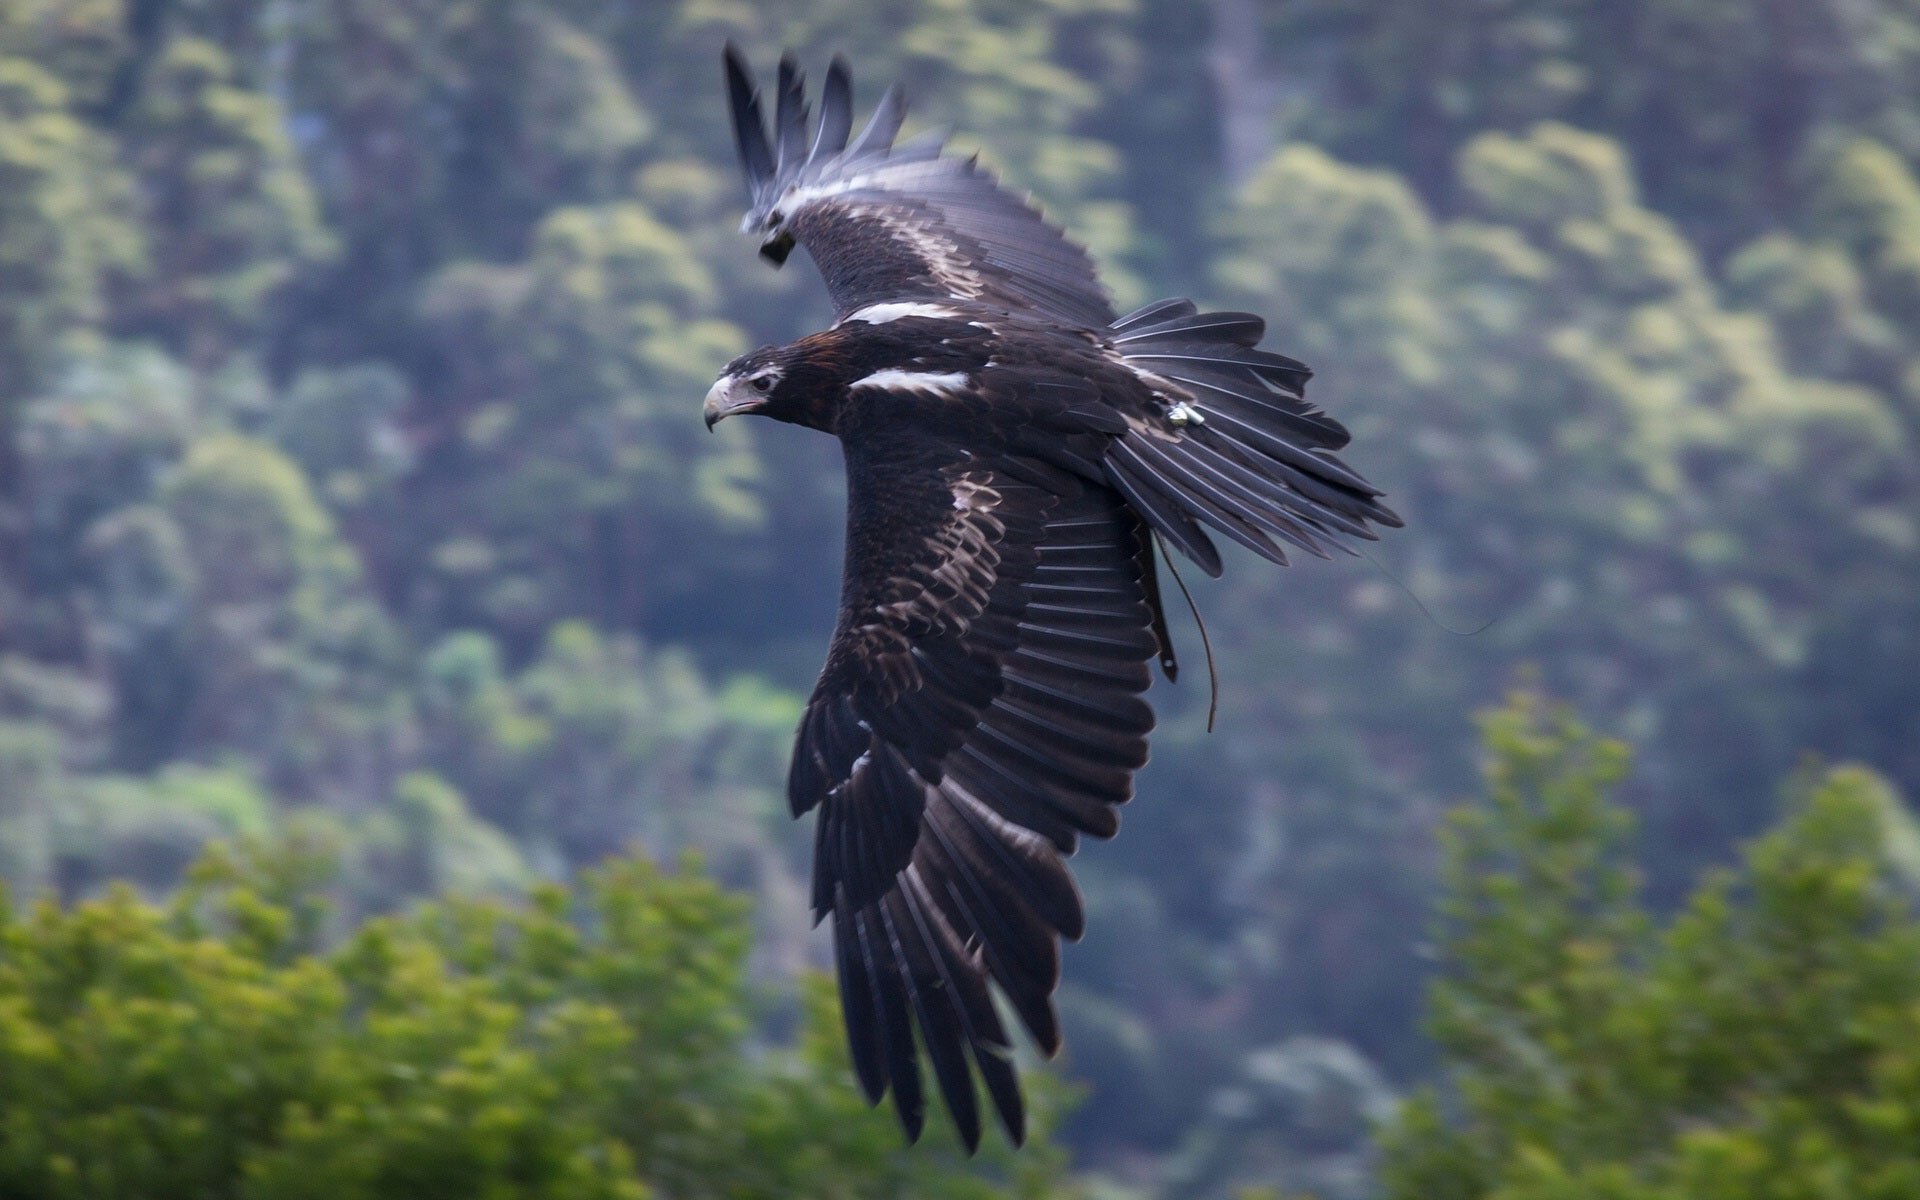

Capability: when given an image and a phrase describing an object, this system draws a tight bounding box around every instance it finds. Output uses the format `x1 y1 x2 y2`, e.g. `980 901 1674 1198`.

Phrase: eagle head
704 352 784 429
705 334 846 432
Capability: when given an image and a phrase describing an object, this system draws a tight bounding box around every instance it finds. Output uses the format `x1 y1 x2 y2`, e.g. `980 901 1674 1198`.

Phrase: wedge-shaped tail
1103 300 1401 576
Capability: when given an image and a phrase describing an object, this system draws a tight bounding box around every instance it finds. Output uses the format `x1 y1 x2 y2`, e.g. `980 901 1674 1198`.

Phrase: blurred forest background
3 0 1919 1196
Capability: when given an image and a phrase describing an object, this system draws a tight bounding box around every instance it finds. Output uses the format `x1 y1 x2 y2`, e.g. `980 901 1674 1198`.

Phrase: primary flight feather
707 45 1401 1152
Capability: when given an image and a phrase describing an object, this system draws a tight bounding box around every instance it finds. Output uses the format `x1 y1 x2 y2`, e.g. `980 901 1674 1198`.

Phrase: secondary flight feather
706 45 1402 1152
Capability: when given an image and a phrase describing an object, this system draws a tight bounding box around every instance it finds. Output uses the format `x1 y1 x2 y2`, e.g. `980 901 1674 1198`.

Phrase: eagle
706 46 1400 1151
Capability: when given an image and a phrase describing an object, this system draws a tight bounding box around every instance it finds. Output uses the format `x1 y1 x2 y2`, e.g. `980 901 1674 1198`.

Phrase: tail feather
775 54 809 173
1107 297 1196 332
1121 342 1309 386
1154 439 1345 556
812 56 854 161
1111 441 1296 566
1105 450 1224 577
1104 298 1400 571
1198 439 1379 541
1109 310 1266 348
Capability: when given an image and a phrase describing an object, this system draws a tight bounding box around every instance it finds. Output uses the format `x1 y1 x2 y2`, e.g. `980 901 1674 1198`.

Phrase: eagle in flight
707 47 1400 1151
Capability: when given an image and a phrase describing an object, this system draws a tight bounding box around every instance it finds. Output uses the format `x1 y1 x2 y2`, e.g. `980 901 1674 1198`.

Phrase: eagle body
710 49 1401 1151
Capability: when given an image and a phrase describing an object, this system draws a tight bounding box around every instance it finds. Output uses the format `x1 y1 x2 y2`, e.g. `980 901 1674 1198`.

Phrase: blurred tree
1719 139 1920 794
408 198 757 643
0 720 62 892
1242 0 1920 253
0 55 140 637
116 36 332 364
383 768 529 896
418 623 794 881
17 345 197 698
278 0 652 356
1213 119 1915 889
49 762 271 896
0 837 1080 1198
156 435 399 792
265 361 414 520
1162 1035 1391 1200
1381 693 1920 1199
0 0 131 108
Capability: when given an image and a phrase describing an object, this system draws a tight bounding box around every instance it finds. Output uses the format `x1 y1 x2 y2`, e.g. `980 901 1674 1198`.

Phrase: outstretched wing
724 45 1115 328
793 428 1158 1149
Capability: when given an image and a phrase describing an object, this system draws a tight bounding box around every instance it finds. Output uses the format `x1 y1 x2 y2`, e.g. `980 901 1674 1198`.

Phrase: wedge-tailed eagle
706 46 1400 1151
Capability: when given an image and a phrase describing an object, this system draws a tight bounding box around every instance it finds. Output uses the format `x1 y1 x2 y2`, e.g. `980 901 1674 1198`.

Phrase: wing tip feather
722 42 775 194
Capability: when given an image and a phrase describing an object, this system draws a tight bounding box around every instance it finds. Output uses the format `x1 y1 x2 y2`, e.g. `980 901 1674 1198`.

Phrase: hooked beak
703 377 765 430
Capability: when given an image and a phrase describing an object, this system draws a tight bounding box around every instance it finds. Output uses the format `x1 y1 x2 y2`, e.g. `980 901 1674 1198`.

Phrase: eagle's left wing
723 45 1115 328
794 427 1160 1150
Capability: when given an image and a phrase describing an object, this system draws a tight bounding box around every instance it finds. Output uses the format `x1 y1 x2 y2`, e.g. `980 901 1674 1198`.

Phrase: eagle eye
750 374 774 393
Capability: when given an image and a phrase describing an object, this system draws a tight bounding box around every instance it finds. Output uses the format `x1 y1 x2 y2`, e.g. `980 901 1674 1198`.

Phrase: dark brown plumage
706 47 1402 1152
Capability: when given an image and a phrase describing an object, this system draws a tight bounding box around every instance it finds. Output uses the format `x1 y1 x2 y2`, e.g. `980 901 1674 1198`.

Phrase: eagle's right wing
723 46 1116 329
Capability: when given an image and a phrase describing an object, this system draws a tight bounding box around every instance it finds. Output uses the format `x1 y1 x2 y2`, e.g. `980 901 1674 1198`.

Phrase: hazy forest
3 1 1919 1196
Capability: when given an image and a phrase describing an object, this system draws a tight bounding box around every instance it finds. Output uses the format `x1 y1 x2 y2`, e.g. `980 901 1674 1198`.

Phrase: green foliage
0 839 1080 1198
1206 119 1920 983
408 193 761 636
265 361 413 508
0 0 128 104
419 622 792 872
0 55 138 402
1250 0 1920 251
157 435 399 783
1381 694 1920 1199
1218 144 1439 381
53 763 275 891
0 720 62 889
1808 139 1920 336
119 36 333 357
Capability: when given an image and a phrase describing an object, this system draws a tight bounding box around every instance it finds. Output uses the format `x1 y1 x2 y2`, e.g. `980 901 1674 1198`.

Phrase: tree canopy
0 839 1077 1198
1384 696 1920 1200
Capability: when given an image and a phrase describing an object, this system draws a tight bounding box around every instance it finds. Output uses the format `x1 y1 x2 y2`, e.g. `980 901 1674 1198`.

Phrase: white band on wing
844 301 968 324
849 368 971 396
